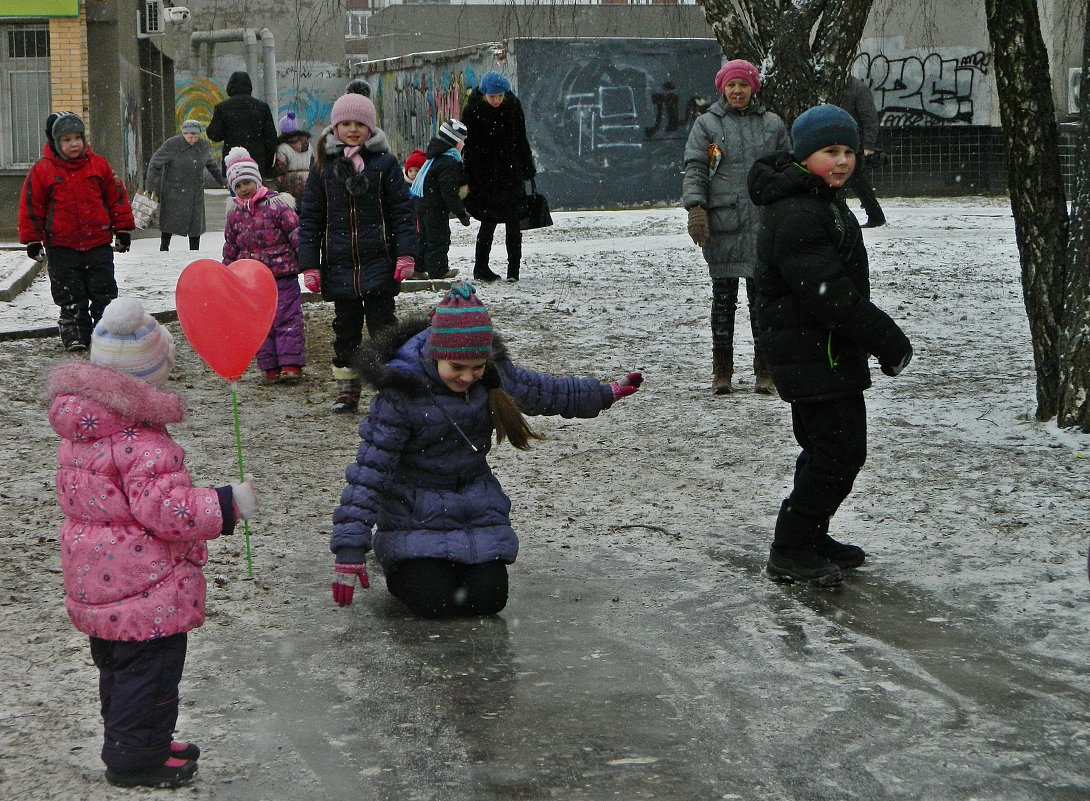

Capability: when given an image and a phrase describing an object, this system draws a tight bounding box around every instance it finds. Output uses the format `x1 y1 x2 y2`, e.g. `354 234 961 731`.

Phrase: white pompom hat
90 298 175 387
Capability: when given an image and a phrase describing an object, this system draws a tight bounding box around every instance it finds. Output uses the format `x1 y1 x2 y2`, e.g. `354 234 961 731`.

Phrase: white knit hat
225 146 262 191
91 298 175 387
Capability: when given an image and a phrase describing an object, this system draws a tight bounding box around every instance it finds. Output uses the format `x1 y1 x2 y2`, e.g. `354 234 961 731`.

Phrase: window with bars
1 24 51 169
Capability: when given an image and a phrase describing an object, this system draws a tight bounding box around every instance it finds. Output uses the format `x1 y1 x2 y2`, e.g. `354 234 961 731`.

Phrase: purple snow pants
257 275 306 371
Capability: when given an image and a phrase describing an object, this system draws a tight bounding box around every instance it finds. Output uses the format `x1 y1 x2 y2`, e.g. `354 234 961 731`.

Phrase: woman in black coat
461 71 536 283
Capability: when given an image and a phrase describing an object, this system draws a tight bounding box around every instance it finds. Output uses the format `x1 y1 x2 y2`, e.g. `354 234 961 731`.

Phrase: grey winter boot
712 345 733 395
331 366 361 413
753 348 775 395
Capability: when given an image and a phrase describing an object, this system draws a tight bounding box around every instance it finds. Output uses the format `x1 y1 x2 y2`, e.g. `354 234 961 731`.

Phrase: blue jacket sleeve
497 359 614 418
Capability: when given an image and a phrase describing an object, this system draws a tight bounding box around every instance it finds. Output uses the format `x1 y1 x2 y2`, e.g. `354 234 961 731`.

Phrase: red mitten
610 371 643 401
303 270 321 293
394 256 415 282
331 562 370 607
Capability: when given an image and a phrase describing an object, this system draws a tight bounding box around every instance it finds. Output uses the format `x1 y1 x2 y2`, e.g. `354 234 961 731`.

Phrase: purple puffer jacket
223 190 300 277
47 361 232 641
331 319 615 569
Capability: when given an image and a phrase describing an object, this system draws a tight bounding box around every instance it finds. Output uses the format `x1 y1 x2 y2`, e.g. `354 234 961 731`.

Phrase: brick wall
48 4 89 137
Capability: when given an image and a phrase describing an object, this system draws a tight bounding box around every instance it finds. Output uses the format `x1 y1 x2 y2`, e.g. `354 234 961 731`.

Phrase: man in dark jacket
207 71 278 178
417 119 471 280
838 76 886 228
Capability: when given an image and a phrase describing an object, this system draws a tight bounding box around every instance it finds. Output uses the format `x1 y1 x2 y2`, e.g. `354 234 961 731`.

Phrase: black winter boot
814 535 866 569
767 500 842 585
473 238 499 282
712 345 733 395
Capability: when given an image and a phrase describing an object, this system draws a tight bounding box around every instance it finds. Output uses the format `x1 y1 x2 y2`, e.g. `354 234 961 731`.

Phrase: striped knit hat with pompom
91 298 176 387
225 146 262 191
427 281 493 361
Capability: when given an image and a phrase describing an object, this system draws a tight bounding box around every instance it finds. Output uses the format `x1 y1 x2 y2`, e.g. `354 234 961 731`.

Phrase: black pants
710 275 758 351
331 291 397 368
90 633 187 772
420 213 453 279
160 233 201 251
385 559 509 618
774 395 868 549
475 218 522 278
846 159 884 222
46 244 117 348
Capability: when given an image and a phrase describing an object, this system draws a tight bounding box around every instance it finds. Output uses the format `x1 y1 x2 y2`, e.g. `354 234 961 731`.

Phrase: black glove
880 343 913 377
459 215 472 226
26 242 44 261
115 232 131 253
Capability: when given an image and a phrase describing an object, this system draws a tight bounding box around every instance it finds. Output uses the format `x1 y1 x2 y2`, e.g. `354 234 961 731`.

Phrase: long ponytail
483 363 544 450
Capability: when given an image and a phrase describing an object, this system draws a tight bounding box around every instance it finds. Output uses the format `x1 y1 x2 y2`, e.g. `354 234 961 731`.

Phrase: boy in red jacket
18 112 135 351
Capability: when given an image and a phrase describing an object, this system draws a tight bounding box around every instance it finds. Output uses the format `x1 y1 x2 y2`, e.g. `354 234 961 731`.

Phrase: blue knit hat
479 71 512 95
791 104 860 163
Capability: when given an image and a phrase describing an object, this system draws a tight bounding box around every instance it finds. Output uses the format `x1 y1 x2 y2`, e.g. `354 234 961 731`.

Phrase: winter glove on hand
303 269 321 293
459 215 472 226
687 207 709 247
880 344 913 377
609 371 643 402
394 256 415 282
229 474 258 520
332 562 370 607
26 242 44 261
114 232 131 253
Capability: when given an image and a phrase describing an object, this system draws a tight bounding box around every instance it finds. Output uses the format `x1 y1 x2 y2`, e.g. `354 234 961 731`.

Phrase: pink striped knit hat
426 282 493 361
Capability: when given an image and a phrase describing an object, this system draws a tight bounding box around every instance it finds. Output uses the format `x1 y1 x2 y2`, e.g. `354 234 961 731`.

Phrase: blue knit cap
791 104 860 163
479 71 512 95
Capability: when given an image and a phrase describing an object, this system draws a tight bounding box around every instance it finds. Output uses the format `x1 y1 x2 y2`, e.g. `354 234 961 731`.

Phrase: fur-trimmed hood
354 315 510 396
47 360 185 438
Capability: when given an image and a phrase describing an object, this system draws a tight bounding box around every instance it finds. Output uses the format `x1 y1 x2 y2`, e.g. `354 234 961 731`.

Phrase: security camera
165 7 191 23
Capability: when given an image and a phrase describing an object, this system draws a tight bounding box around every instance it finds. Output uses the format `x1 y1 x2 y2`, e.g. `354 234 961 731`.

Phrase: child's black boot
105 756 197 789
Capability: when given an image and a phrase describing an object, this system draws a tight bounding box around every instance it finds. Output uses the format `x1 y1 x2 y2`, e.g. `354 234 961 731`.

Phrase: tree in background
697 0 874 124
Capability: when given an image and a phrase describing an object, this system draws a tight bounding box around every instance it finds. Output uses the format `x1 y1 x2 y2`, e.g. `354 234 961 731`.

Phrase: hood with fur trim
47 360 185 439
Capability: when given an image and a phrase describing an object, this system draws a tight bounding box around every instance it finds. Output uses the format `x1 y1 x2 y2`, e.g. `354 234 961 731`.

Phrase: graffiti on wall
853 48 992 127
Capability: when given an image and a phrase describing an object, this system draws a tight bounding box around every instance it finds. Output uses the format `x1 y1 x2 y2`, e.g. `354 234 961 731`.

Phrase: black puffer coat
297 130 416 300
206 72 278 174
420 136 470 228
747 151 910 403
461 89 536 223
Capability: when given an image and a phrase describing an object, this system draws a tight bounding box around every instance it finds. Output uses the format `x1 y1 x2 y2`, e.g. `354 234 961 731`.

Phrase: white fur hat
91 298 175 387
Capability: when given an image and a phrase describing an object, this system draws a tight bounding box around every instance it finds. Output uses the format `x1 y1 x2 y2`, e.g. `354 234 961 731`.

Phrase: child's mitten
609 371 643 401
880 343 913 377
332 562 370 607
230 474 258 520
26 242 44 261
303 269 321 293
394 256 415 282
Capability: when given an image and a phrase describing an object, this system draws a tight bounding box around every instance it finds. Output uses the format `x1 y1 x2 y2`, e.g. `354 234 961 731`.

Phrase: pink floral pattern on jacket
47 361 227 641
223 191 300 277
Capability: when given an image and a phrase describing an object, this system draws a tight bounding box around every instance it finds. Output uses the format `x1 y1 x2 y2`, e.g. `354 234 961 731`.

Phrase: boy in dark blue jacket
413 119 471 280
747 104 912 586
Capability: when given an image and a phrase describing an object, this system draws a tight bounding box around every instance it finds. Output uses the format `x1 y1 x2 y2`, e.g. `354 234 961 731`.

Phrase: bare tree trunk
698 0 874 124
984 0 1068 421
1057 3 1090 431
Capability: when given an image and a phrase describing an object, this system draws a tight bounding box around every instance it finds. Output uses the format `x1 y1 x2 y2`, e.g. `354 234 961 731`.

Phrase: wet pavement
188 535 1090 801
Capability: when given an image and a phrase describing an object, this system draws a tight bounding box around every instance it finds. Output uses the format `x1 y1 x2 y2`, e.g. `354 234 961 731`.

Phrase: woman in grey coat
682 60 788 395
145 120 225 251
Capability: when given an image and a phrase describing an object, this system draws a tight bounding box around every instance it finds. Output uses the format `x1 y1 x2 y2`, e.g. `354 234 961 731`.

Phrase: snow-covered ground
2 198 1089 800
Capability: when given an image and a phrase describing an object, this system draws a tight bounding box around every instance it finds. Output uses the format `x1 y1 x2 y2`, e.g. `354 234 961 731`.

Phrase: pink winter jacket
47 361 230 641
223 190 300 277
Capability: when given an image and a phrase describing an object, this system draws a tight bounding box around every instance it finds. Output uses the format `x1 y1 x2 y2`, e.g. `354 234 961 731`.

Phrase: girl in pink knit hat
297 92 418 412
682 58 788 396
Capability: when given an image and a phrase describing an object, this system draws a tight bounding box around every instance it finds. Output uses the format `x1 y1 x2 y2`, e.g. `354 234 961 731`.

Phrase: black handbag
519 179 553 231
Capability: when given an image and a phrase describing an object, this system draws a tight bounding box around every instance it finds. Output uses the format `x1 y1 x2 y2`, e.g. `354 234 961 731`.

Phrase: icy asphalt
3 195 1089 800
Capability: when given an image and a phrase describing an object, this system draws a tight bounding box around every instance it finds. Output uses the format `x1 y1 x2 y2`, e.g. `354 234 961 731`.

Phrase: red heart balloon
176 259 278 381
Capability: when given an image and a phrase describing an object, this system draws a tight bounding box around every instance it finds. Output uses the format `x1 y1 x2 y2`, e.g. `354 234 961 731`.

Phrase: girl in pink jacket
47 298 257 789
